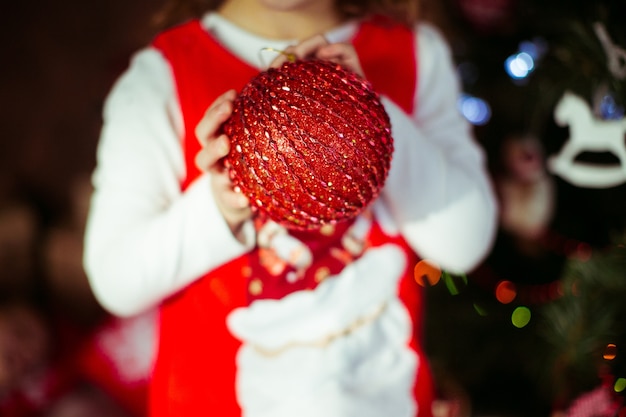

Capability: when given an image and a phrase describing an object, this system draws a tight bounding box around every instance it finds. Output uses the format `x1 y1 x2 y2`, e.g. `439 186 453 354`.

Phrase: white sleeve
83 47 255 317
380 23 498 274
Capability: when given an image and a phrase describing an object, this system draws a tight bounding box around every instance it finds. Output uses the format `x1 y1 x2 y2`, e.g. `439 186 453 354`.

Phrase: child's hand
271 35 365 78
195 90 252 238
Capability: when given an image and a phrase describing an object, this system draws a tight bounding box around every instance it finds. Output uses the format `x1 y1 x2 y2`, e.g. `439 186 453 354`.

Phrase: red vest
151 16 433 417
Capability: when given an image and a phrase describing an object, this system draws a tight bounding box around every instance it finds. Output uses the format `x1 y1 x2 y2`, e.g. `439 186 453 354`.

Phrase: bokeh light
599 93 625 120
414 259 442 287
505 52 535 79
495 280 517 304
518 41 540 59
458 94 491 125
504 38 546 82
518 38 547 60
442 272 467 295
550 280 564 300
615 378 626 393
473 303 488 316
574 242 592 262
604 343 618 360
511 306 531 328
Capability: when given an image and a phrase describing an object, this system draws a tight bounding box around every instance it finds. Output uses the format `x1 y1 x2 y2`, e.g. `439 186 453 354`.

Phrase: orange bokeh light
414 260 441 287
604 343 618 361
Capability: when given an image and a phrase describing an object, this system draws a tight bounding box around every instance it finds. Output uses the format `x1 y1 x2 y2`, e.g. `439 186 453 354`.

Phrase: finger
269 35 330 68
195 89 237 145
195 134 231 172
195 90 236 144
195 149 213 173
315 43 352 61
223 193 250 210
211 172 250 208
291 34 330 59
316 43 364 77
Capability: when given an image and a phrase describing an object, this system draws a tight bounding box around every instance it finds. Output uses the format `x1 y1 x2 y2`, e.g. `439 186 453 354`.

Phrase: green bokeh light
614 378 626 393
511 306 531 328
473 303 488 316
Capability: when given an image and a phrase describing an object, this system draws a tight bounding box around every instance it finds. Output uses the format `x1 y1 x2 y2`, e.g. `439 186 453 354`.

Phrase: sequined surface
224 59 393 231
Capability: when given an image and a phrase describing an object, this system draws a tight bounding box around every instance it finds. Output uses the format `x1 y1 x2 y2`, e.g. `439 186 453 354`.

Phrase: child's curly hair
153 0 421 30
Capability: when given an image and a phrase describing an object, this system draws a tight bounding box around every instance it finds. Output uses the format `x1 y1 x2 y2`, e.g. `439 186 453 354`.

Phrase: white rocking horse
548 90 626 188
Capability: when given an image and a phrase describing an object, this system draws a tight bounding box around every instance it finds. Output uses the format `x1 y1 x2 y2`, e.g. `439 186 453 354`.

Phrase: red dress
150 16 434 417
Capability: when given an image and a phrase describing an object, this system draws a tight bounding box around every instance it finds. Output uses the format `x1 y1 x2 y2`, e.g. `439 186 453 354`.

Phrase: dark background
1 0 164 220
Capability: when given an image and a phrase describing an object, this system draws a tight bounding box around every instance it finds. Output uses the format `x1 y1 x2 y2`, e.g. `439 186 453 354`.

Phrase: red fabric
76 313 155 417
150 17 432 417
368 222 434 417
154 20 260 191
0 317 85 417
0 364 76 417
353 15 417 114
245 220 355 302
152 21 256 417
78 347 148 417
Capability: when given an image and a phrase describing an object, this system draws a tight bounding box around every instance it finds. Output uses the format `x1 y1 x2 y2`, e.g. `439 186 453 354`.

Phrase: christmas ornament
224 59 393 230
547 22 626 188
548 91 626 188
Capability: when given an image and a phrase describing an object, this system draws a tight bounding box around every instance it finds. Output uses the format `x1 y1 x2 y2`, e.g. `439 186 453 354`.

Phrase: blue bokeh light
458 94 492 125
504 38 546 81
599 94 625 120
505 52 535 79
518 38 547 60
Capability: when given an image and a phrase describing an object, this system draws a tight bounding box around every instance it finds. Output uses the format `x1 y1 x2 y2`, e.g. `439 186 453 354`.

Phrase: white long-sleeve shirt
83 13 498 317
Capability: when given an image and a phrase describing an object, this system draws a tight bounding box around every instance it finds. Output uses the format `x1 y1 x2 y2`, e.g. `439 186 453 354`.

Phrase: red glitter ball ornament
223 59 393 231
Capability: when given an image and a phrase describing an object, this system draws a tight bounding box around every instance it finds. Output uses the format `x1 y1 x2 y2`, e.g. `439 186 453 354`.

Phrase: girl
83 0 498 416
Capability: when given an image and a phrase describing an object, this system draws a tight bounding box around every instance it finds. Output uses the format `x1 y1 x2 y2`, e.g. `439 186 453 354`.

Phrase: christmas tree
423 0 626 415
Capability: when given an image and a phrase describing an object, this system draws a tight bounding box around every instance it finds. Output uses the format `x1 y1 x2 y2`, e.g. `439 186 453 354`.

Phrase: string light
604 343 618 361
505 52 535 79
599 92 625 120
615 378 626 393
458 94 491 125
414 259 442 287
511 306 531 328
495 280 517 304
504 38 546 82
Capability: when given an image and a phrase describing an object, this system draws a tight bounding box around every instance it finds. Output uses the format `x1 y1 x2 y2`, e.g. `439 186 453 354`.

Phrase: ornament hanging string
258 47 297 68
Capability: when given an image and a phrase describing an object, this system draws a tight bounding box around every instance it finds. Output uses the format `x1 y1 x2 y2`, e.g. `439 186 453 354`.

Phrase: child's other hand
270 35 364 78
195 90 252 238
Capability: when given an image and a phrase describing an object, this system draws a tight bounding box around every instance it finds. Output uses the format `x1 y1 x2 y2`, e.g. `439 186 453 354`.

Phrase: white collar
201 12 358 69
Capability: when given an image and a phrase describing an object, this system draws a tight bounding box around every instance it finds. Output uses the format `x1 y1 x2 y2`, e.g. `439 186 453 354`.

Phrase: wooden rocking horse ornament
548 91 626 188
547 22 626 189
